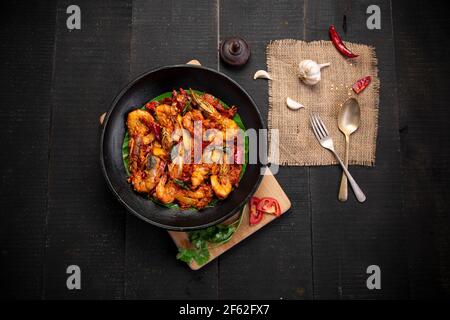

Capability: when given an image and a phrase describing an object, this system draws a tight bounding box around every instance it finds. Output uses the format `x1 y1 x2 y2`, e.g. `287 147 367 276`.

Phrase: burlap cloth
267 40 379 166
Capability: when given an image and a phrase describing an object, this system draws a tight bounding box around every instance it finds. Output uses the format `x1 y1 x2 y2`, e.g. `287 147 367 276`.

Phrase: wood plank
392 0 450 298
124 0 219 299
44 0 131 299
0 1 56 299
305 0 408 298
219 0 313 299
170 169 291 270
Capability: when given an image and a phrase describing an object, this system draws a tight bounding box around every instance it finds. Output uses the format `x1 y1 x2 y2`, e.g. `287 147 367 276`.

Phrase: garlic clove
186 59 202 66
253 70 272 80
286 97 305 110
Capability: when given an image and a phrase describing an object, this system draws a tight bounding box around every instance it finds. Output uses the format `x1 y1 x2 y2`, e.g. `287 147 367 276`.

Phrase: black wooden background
1 0 449 299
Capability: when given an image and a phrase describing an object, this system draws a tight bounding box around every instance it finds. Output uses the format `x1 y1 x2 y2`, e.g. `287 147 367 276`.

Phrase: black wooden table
1 0 449 299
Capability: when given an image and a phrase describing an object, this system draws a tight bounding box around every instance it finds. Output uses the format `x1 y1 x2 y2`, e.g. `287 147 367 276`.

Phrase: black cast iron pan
100 65 264 231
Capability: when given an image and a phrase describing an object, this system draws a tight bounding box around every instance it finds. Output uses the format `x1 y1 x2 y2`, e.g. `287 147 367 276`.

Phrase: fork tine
309 115 321 141
313 113 326 138
316 114 329 136
309 113 319 138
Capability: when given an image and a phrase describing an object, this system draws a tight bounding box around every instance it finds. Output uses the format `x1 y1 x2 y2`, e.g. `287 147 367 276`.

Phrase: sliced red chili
329 25 358 58
249 197 263 226
352 75 371 94
257 197 281 217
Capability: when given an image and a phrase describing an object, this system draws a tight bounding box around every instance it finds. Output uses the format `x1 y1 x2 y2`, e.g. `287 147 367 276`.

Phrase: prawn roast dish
124 88 246 210
100 65 264 230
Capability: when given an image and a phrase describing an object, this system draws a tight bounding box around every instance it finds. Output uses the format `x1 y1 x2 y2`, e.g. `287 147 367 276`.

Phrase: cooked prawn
129 136 143 173
190 89 239 138
155 104 178 128
182 109 204 135
191 164 210 188
127 109 154 137
130 155 165 193
210 164 233 199
175 184 213 209
155 175 176 204
155 104 180 149
142 132 155 145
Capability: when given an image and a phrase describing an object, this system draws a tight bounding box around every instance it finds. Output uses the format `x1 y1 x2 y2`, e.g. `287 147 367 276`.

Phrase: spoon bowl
338 98 360 135
338 98 361 201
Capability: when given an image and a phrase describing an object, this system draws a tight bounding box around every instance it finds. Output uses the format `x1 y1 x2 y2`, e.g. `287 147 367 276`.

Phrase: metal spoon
338 98 361 202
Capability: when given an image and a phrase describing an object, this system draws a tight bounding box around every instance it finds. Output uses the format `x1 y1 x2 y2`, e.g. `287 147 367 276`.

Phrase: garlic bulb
298 60 330 85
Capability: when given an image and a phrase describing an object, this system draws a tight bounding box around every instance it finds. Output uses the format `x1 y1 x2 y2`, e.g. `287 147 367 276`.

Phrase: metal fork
310 113 366 203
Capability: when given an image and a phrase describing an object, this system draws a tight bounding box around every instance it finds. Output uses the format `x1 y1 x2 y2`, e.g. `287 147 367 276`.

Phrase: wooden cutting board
169 167 291 270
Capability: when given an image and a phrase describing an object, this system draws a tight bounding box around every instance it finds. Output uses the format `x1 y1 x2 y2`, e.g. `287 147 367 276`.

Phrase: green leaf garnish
176 206 246 266
173 179 190 190
182 101 191 115
122 132 131 176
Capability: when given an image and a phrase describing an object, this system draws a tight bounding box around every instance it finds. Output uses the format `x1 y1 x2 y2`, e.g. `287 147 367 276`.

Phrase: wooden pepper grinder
219 37 251 66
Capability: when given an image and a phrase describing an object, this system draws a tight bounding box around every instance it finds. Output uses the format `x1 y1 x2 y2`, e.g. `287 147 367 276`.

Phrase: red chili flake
352 76 371 94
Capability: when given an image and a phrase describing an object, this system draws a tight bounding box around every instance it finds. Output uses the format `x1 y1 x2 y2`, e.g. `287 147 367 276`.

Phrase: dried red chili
201 140 210 151
249 197 263 225
257 197 281 217
214 102 227 113
329 25 358 58
160 97 173 105
145 101 159 112
151 122 161 142
203 93 217 106
352 75 371 94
